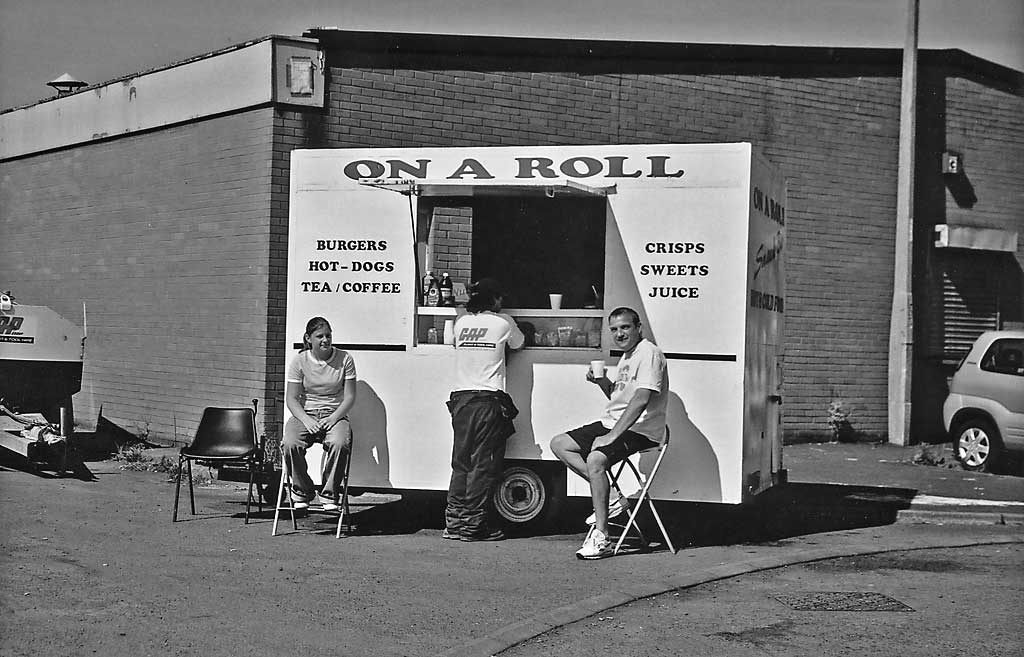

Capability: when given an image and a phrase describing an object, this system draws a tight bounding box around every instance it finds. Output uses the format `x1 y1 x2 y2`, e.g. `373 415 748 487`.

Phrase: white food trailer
286 143 786 525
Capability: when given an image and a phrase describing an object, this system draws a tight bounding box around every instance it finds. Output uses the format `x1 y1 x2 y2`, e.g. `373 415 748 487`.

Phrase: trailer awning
358 178 616 197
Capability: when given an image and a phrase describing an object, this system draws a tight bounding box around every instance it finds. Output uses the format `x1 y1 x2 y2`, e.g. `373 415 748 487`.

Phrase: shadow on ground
530 482 917 549
667 482 917 548
0 442 97 481
245 481 917 547
0 412 166 481
249 491 451 536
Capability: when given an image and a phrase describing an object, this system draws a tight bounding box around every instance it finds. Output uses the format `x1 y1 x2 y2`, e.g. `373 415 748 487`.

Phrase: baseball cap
470 277 506 296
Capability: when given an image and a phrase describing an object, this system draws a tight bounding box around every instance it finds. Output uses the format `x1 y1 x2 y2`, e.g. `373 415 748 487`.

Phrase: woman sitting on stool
283 316 356 510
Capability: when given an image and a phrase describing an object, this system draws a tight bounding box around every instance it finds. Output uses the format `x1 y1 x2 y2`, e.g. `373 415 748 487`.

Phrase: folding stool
609 428 676 554
272 440 353 538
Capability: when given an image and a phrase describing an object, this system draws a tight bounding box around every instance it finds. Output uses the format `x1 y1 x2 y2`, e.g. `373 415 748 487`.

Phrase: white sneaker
322 499 340 512
292 500 309 510
586 493 630 525
575 528 614 560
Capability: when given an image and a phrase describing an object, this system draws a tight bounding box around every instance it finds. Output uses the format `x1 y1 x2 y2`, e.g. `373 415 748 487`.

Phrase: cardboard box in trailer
286 143 786 526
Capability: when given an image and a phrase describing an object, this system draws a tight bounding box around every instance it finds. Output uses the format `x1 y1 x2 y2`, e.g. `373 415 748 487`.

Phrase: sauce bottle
439 272 454 306
421 270 437 305
426 276 441 307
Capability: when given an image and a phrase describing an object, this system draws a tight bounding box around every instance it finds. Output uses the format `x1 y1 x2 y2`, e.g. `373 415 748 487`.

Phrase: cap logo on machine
0 315 24 334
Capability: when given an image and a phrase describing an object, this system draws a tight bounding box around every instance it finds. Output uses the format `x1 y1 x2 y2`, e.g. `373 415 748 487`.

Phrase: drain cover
775 592 914 612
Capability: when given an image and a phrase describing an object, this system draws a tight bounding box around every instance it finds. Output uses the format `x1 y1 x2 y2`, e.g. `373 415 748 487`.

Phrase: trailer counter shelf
286 144 786 527
418 307 605 349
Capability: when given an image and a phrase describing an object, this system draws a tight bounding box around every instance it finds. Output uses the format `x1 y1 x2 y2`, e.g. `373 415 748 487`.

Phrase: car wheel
953 418 1002 472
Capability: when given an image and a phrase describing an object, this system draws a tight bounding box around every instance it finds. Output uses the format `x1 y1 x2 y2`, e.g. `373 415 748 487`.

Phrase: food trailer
286 143 786 525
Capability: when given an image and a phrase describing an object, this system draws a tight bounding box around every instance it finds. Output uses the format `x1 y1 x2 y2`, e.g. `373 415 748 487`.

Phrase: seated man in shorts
550 307 668 559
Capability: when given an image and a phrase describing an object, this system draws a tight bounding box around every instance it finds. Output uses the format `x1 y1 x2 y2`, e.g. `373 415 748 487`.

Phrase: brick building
1 30 1021 446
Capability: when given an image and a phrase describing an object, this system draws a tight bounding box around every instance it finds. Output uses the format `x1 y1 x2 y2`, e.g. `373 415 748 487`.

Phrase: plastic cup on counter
549 293 563 310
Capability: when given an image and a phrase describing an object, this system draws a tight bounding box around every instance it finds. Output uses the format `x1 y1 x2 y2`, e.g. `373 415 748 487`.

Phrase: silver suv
943 330 1024 471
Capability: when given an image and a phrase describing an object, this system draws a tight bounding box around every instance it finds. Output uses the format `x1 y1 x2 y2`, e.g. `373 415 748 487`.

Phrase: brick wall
0 109 277 444
4 43 1020 446
314 61 917 440
911 71 1024 438
945 76 1024 241
428 206 473 288
262 108 328 440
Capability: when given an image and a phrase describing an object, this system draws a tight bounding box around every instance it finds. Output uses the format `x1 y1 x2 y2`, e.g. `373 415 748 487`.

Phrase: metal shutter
939 251 1000 364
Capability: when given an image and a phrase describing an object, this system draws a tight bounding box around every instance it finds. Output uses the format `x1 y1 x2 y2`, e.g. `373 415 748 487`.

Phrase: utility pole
888 0 919 446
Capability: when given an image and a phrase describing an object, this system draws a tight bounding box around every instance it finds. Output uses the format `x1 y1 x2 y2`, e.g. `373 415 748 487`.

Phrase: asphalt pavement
0 438 1022 657
493 441 1024 657
500 543 1024 657
782 440 1024 525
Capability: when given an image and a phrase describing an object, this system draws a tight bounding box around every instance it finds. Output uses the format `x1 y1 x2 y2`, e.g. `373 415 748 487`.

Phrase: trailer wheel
492 465 562 527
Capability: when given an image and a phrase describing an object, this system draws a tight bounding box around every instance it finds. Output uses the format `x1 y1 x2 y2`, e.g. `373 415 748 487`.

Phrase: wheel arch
950 408 1001 440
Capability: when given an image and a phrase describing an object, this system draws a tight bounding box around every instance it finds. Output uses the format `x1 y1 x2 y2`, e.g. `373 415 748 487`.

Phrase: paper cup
589 360 606 378
549 293 563 310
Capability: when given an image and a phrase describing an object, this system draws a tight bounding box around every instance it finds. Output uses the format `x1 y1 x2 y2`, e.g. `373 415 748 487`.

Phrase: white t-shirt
452 311 525 392
286 347 357 412
600 338 669 443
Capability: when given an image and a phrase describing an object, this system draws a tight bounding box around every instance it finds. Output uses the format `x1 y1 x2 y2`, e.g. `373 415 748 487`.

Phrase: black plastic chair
172 400 263 523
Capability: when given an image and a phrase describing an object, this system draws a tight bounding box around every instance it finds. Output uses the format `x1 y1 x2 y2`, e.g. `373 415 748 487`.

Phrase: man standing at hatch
444 278 525 542
550 307 668 559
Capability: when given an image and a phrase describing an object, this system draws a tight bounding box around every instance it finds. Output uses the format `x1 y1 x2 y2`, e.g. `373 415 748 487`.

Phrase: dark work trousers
445 391 514 536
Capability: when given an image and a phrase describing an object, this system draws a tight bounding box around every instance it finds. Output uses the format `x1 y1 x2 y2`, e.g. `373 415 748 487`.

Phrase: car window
980 338 1024 377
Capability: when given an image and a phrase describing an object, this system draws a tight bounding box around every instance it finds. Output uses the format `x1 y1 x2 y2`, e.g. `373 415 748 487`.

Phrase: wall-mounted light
287 57 314 96
941 150 963 175
46 73 88 97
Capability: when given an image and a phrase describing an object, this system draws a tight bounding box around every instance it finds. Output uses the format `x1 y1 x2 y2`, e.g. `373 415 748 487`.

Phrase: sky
1 0 1022 110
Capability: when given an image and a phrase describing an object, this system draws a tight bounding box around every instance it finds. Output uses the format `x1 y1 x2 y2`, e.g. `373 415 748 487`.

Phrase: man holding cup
550 307 669 559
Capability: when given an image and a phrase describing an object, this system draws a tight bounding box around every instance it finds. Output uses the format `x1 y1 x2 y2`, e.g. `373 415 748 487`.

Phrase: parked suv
943 330 1024 471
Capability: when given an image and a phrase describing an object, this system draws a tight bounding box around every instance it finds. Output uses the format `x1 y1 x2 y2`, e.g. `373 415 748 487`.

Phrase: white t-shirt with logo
453 311 525 392
600 338 669 443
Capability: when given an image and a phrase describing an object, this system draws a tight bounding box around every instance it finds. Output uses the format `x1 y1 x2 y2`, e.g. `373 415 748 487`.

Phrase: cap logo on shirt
459 327 489 341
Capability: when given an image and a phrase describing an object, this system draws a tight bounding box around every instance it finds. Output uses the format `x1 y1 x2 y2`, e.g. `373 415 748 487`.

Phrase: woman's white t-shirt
286 347 357 412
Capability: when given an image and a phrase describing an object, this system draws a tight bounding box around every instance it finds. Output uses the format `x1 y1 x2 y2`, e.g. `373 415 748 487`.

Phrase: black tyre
492 464 563 529
953 418 1002 472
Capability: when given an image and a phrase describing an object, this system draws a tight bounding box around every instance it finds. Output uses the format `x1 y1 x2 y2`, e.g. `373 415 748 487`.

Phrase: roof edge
1 35 319 115
303 28 1023 92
